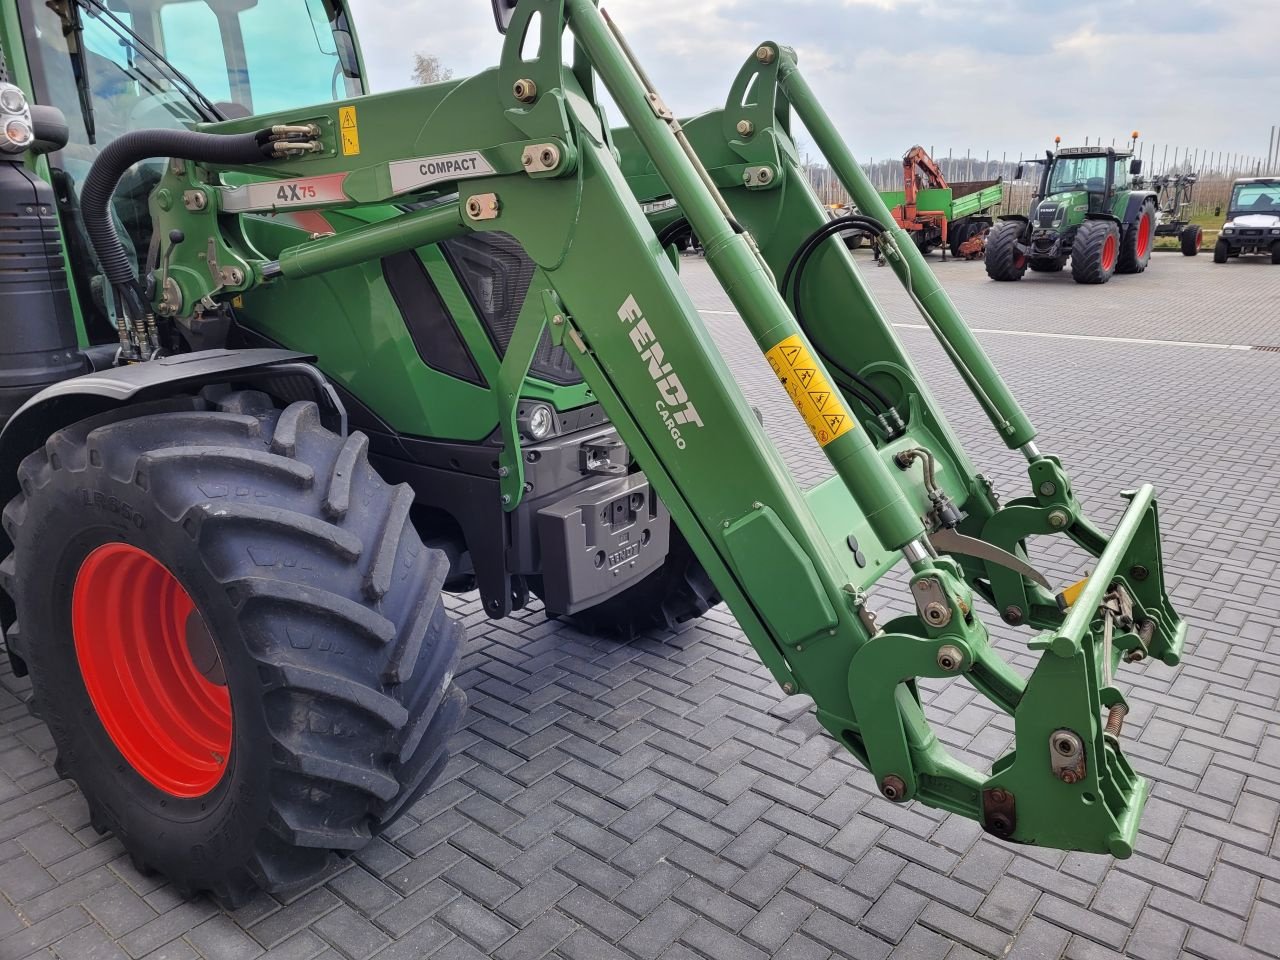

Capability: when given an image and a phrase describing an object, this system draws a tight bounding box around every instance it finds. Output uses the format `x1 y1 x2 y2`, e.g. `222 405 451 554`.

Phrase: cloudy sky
347 0 1280 168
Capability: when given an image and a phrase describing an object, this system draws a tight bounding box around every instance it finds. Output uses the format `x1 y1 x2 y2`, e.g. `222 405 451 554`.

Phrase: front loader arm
139 0 1182 857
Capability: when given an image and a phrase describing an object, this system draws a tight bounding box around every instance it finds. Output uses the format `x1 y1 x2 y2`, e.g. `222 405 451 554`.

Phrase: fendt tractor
0 0 1183 904
986 136 1158 284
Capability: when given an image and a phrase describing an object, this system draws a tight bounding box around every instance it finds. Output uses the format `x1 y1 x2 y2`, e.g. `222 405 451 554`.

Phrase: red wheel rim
1195 228 1203 250
1102 234 1118 271
1013 250 1026 269
1136 215 1151 258
73 543 231 798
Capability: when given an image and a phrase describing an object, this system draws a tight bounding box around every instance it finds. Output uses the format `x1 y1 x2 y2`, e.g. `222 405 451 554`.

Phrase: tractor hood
1032 192 1087 229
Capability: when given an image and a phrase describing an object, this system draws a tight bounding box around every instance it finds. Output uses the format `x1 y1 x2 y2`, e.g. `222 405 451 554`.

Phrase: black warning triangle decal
825 414 845 432
809 391 830 410
796 368 816 388
781 345 802 365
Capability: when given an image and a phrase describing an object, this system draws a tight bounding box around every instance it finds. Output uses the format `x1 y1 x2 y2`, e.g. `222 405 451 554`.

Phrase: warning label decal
339 105 360 156
764 334 856 447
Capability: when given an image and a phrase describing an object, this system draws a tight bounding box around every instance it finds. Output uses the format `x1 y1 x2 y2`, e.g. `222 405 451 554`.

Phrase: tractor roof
1055 146 1132 159
1232 177 1280 185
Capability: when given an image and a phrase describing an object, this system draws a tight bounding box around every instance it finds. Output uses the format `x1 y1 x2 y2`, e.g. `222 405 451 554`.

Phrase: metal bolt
990 814 1012 835
498 466 509 478
1104 703 1128 738
1129 564 1149 581
1052 733 1077 756
1003 605 1024 626
466 197 483 219
1039 481 1056 497
756 45 775 64
1047 510 1069 529
512 78 537 103
752 501 764 510
936 644 963 672
1060 770 1079 785
782 681 795 695
880 775 907 802
522 153 534 167
552 314 564 325
757 167 772 183
501 494 512 505
540 147 558 168
736 119 754 137
990 788 1007 805
924 602 949 626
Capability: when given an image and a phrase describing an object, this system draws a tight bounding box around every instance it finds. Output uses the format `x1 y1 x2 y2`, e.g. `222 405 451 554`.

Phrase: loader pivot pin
880 775 907 802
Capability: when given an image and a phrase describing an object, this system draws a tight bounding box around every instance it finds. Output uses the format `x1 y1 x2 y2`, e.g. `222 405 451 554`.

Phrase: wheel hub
72 543 232 798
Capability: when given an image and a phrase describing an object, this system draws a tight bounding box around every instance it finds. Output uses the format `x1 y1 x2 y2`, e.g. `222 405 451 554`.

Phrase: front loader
0 0 1184 904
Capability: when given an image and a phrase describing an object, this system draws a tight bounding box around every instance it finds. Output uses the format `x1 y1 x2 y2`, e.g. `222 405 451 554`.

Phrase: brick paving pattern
2 250 1278 959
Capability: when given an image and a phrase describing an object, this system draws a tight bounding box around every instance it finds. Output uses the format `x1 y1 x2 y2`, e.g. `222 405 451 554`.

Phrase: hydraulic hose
781 215 898 415
80 127 277 315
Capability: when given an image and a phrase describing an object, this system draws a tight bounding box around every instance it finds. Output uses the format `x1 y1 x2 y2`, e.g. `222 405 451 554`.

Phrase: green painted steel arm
143 0 1184 858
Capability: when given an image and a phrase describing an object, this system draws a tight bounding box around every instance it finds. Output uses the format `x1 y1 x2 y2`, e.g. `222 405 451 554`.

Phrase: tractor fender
0 348 336 640
1118 192 1158 225
998 214 1029 223
1084 212 1122 226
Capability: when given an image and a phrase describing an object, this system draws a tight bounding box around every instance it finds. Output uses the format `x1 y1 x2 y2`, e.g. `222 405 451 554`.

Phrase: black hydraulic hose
780 215 898 414
81 127 276 313
657 217 693 249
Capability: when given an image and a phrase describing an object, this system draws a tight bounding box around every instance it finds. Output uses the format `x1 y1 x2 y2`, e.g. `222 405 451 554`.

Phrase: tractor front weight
118 0 1182 857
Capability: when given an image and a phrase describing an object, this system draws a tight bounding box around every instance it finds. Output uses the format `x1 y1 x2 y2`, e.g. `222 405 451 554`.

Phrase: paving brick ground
3 249 1279 959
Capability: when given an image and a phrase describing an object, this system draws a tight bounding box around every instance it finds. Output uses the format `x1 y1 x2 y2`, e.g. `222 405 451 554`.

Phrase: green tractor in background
986 138 1157 284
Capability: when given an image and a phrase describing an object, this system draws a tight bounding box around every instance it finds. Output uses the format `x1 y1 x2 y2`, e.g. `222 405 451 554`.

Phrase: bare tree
412 53 453 86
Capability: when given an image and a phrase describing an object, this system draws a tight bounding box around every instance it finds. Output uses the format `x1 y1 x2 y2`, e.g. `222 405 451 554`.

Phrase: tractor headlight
0 87 26 115
1270 228 1280 236
519 403 556 441
2 118 32 151
1222 226 1234 235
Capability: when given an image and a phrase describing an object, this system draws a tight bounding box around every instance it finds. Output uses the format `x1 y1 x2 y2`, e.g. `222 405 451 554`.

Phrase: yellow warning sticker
764 334 856 447
339 106 360 156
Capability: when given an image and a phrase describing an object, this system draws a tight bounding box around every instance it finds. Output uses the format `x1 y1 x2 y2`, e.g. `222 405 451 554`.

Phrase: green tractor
0 0 1183 905
986 140 1157 284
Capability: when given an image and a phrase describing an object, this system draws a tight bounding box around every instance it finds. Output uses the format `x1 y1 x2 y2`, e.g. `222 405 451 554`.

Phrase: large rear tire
1117 201 1156 274
984 221 1027 281
551 527 719 640
1071 220 1120 284
0 391 466 905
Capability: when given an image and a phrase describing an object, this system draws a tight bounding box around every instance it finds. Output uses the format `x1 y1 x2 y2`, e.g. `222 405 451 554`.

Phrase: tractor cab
1037 147 1134 221
5 0 364 340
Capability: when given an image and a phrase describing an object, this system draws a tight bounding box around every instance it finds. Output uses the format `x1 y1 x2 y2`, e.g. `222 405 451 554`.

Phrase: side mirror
1130 158 1143 176
492 0 518 33
28 105 69 155
1015 164 1025 181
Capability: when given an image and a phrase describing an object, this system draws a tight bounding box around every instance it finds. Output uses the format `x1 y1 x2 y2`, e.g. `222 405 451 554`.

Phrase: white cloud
346 1 1280 167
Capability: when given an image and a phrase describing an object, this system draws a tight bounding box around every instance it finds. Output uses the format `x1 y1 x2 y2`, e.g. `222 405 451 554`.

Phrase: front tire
984 221 1027 281
1213 239 1230 263
1272 242 1280 265
1071 220 1120 284
0 392 466 905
